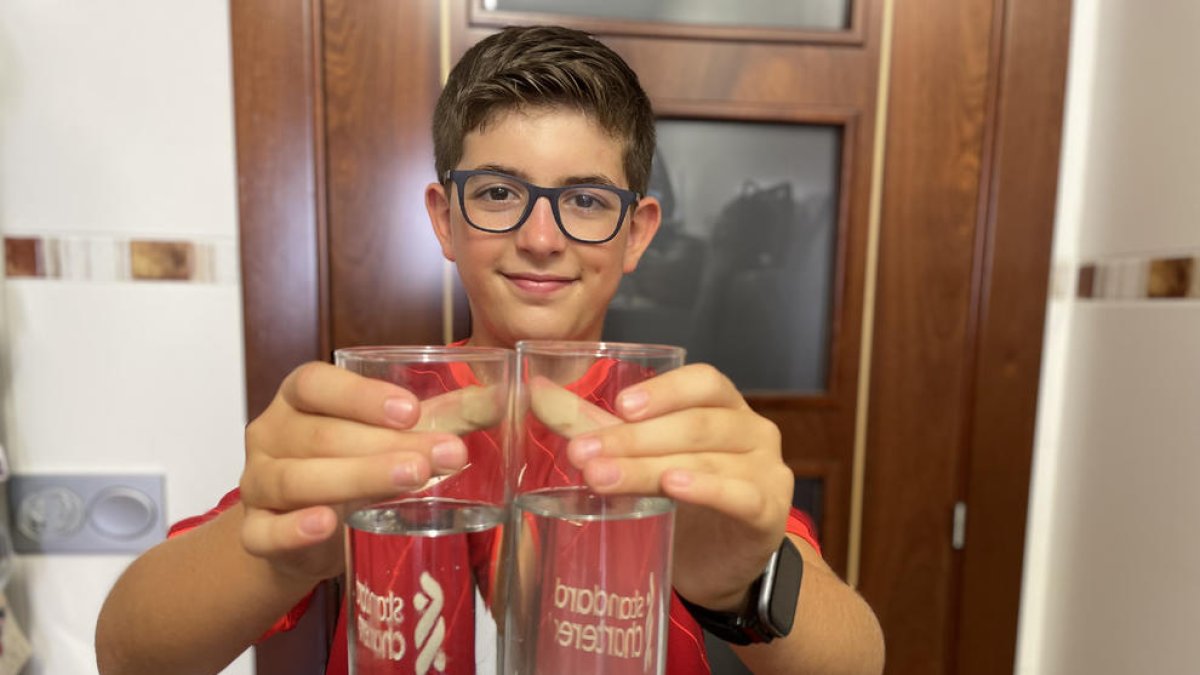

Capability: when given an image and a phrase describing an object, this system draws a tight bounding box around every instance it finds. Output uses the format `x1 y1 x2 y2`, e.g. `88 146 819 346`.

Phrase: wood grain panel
231 5 335 674
858 0 997 672
955 0 1072 671
324 0 445 349
232 0 325 420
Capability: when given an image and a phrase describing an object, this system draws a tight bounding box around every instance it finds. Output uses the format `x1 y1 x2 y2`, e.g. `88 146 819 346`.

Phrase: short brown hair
433 25 655 194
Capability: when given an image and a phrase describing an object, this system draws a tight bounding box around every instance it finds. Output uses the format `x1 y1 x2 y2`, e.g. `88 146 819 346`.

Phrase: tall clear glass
505 341 685 675
337 346 513 675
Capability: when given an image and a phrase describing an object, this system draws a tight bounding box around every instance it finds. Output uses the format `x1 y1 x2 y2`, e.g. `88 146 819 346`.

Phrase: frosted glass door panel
486 0 851 31
603 120 840 393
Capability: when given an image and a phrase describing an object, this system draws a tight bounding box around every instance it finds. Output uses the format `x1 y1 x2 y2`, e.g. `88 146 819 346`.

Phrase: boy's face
426 107 660 348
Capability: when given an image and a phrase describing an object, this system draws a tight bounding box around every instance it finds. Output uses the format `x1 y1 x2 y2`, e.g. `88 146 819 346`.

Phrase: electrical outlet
7 474 165 554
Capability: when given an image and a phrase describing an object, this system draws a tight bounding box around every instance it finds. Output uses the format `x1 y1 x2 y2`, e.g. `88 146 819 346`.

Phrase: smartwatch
679 537 804 645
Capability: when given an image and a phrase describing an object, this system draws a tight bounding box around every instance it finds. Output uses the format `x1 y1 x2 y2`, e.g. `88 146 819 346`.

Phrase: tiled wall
1017 2 1200 674
4 235 239 284
1074 253 1200 301
0 2 252 674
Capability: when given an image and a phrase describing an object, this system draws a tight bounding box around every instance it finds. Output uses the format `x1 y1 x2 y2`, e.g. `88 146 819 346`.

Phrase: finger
241 450 443 511
279 362 420 429
613 363 750 421
614 362 744 420
269 413 468 468
416 384 505 434
583 458 784 526
529 376 621 437
242 505 340 556
580 455 756 509
660 469 774 524
566 408 778 464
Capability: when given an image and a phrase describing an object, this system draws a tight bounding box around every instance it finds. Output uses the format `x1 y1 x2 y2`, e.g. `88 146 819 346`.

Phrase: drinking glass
337 346 514 675
504 341 685 675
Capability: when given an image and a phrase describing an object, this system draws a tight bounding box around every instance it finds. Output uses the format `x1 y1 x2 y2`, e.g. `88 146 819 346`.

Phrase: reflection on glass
603 120 840 393
487 0 851 32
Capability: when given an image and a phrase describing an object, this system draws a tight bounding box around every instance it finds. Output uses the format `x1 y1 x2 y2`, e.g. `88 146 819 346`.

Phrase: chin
508 318 595 344
513 325 570 343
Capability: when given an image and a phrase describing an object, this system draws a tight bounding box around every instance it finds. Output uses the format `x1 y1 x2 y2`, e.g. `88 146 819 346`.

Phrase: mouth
502 271 578 295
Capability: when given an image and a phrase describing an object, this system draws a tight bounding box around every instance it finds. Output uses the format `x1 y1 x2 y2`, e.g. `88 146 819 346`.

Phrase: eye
571 193 598 209
469 181 524 204
562 188 615 212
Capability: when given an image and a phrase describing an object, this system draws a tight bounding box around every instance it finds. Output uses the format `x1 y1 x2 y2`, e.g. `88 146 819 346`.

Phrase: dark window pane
487 0 851 31
603 120 840 394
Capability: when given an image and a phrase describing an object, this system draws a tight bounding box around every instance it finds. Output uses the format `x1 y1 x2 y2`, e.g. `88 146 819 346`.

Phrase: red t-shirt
169 359 820 674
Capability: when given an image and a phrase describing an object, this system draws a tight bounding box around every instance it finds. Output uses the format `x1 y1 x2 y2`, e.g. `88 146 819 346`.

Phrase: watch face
761 537 804 636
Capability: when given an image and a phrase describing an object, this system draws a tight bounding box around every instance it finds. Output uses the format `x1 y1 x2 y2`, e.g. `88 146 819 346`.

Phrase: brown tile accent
1146 257 1194 299
1076 263 1096 299
130 240 194 281
4 237 43 278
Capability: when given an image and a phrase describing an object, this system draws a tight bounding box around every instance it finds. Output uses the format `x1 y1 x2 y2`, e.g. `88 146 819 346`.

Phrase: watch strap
678 577 767 645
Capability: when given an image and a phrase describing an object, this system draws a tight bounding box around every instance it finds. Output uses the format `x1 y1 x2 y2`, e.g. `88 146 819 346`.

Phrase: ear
621 196 662 274
425 181 457 262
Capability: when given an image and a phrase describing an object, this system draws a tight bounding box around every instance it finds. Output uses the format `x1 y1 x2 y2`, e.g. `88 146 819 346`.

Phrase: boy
96 25 883 674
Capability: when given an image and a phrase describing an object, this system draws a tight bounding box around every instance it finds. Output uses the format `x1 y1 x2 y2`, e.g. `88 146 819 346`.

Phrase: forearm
96 504 319 675
731 536 885 675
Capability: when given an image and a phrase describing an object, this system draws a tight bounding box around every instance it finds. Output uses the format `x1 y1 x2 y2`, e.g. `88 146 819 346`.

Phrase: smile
502 272 577 295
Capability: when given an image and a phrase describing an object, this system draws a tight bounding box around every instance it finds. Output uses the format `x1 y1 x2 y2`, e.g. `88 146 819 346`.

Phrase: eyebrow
472 163 621 189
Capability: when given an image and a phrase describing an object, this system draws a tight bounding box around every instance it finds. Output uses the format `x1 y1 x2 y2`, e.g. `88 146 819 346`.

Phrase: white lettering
353 580 407 661
549 573 658 661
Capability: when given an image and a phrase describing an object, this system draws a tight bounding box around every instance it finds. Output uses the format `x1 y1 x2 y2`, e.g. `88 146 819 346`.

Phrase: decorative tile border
4 238 41 278
3 234 238 284
1077 251 1200 301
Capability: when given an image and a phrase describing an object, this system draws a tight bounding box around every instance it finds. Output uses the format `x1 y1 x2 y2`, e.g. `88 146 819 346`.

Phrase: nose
514 196 567 256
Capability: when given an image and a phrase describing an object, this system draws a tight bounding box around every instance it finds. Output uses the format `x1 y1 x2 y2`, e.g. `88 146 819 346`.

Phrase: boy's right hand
237 362 470 586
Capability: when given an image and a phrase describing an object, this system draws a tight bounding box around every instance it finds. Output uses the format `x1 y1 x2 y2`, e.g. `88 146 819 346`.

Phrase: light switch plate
7 473 165 554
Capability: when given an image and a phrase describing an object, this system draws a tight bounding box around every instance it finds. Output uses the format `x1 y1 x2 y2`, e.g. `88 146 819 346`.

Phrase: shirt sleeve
785 506 821 556
167 488 316 642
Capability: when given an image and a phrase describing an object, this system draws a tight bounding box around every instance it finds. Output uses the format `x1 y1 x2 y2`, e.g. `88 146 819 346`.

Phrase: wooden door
230 1 1070 673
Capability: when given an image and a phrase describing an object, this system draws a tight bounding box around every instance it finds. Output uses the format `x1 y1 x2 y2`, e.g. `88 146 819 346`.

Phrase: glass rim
515 339 685 360
333 345 512 364
514 486 675 521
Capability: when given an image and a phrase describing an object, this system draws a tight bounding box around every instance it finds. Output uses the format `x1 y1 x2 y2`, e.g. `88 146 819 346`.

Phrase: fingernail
392 461 420 486
570 437 601 464
384 396 415 424
299 512 329 537
589 461 621 488
618 388 649 417
432 439 467 472
664 469 693 490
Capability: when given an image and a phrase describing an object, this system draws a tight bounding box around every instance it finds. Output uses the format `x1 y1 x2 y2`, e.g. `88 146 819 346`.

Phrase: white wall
1017 1 1200 673
0 2 252 674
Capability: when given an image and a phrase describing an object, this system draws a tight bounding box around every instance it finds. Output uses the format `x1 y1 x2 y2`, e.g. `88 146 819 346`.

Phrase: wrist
679 537 804 645
685 585 753 614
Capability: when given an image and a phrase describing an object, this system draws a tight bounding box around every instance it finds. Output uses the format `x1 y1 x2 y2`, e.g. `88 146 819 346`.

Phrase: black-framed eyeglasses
444 169 640 244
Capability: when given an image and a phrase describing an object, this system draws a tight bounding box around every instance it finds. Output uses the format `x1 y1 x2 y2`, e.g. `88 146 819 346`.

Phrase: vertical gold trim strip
440 0 455 344
847 0 897 588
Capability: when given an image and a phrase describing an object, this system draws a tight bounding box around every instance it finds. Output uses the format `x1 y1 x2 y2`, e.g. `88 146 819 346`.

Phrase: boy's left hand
563 363 795 612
